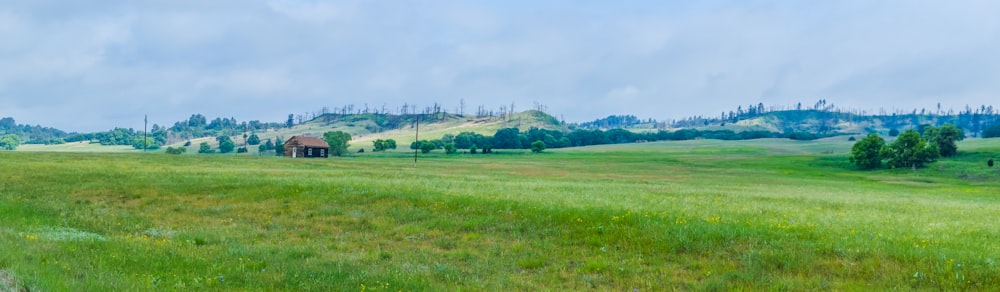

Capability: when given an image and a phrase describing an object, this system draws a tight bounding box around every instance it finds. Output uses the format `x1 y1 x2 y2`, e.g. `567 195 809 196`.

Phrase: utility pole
143 114 148 152
413 115 419 167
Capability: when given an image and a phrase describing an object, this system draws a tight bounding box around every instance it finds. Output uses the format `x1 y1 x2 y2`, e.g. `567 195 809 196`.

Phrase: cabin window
308 148 313 156
320 149 326 156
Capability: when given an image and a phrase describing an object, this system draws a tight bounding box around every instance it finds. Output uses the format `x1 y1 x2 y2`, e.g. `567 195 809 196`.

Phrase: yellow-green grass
1 139 999 290
16 142 134 153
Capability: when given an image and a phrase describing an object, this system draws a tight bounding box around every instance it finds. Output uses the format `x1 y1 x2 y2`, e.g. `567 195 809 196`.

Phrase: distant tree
888 128 900 137
0 134 21 150
923 124 964 157
274 139 285 156
187 114 207 127
165 147 187 155
848 136 857 141
883 130 938 169
373 139 388 152
531 140 546 153
454 132 474 149
184 140 192 147
444 143 457 154
372 139 397 152
97 128 137 146
198 142 214 154
493 128 522 149
323 131 352 157
132 137 160 150
849 134 886 169
482 145 493 154
257 143 268 153
287 114 295 128
469 145 477 154
247 133 261 145
420 141 436 154
217 136 235 153
983 124 1000 138
441 134 455 145
237 147 248 153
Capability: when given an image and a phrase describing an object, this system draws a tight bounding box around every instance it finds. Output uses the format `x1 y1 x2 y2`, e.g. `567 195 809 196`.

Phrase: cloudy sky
2 1 999 132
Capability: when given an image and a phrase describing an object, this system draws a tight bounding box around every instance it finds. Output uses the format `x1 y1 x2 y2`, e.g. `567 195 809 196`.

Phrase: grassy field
2 138 999 290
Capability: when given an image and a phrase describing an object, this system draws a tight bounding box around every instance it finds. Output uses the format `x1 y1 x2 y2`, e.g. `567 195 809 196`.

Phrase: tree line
402 127 833 154
0 117 71 145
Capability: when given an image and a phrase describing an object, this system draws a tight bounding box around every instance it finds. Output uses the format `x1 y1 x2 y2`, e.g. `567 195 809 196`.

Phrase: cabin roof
287 136 329 148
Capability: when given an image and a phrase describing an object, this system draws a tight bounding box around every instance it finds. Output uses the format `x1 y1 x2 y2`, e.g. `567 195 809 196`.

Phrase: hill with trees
582 100 1000 139
4 100 1000 154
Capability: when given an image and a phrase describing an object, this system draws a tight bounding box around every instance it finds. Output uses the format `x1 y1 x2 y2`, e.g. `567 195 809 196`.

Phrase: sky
2 1 1000 132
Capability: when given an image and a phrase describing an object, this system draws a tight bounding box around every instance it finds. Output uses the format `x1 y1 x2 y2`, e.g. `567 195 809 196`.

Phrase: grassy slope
1 139 999 290
12 110 562 154
184 110 560 154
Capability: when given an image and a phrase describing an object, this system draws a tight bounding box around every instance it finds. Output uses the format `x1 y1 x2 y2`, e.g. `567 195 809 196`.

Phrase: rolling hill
162 110 565 154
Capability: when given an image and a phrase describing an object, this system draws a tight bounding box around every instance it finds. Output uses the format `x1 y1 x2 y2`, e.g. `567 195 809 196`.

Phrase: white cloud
3 1 1000 132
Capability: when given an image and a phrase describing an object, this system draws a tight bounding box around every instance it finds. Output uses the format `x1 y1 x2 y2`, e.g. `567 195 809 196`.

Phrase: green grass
1 139 999 290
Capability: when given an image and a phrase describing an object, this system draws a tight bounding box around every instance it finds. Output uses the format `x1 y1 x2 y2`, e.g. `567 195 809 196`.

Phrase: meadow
1 138 999 290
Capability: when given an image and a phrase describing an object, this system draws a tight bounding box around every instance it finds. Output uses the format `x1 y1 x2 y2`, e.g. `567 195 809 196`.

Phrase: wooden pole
413 115 419 167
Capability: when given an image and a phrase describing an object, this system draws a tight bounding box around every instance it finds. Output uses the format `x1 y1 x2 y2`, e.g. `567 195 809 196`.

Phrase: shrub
0 134 20 150
990 158 995 167
420 141 435 154
216 136 235 153
531 140 546 153
165 147 187 155
444 143 457 154
848 136 857 141
198 142 215 154
469 145 477 154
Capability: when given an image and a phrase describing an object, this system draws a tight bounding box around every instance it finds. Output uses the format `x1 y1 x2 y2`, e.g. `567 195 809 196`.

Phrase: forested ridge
3 100 1000 151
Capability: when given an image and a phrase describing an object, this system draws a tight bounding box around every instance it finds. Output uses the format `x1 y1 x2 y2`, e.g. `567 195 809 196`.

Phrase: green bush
531 140 546 153
0 134 20 150
420 141 435 154
198 142 215 154
165 147 187 155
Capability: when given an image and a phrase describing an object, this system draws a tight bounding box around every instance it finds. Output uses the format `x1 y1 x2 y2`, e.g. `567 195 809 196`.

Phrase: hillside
9 102 1000 154
584 109 1000 138
164 110 565 153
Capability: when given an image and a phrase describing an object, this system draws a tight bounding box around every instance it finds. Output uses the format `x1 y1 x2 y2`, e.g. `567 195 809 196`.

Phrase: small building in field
284 136 329 158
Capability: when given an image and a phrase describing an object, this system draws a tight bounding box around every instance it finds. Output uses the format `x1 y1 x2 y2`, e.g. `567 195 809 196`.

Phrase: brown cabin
284 136 329 158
